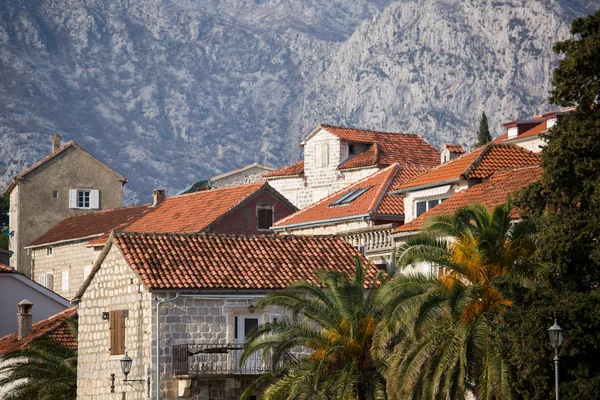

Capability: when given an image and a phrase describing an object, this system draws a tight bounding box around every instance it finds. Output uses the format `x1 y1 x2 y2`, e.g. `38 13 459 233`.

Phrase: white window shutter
62 271 69 291
46 274 54 291
69 189 77 209
40 274 46 287
84 266 92 279
90 190 100 209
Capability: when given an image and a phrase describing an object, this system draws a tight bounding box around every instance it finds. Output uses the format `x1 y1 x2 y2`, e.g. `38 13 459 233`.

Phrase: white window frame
69 189 100 209
415 197 449 217
40 273 54 290
47 247 53 256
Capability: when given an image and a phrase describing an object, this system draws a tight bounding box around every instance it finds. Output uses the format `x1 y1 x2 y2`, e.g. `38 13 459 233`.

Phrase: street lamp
548 318 564 400
119 352 147 391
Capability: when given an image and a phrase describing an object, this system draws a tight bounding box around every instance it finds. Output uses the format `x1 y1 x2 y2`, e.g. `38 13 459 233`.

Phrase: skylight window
330 187 372 206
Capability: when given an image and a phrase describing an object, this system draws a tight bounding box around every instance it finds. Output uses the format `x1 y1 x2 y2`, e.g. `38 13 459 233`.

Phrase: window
257 203 274 231
84 265 92 279
40 273 54 290
69 189 99 209
348 144 356 155
109 310 127 355
330 187 372 207
47 247 53 256
52 190 58 199
270 314 281 324
415 198 449 217
314 143 329 168
62 270 69 291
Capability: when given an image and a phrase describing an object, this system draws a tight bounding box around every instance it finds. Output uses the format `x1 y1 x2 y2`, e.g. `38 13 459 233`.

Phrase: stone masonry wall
266 176 304 208
77 245 152 400
31 241 102 301
211 165 271 188
154 293 289 399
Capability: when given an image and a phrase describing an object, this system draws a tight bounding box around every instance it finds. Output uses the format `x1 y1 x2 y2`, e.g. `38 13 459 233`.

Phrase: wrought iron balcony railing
173 343 274 377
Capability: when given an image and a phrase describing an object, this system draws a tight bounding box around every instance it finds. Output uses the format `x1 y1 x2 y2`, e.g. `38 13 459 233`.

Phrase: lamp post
548 318 564 400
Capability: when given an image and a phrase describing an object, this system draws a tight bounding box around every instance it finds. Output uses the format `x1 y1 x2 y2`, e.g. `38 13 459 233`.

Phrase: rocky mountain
0 0 594 203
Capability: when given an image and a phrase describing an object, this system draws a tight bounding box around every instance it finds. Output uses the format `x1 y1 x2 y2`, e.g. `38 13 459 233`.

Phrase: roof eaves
25 234 103 249
272 214 372 231
390 177 461 195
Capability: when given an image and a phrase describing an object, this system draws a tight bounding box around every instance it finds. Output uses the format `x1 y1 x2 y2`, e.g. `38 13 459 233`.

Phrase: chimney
152 189 165 206
51 134 61 153
17 299 33 340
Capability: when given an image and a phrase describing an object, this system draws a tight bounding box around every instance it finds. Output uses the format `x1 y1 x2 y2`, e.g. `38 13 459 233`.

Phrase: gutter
272 213 404 231
389 178 460 195
154 293 266 399
25 234 103 250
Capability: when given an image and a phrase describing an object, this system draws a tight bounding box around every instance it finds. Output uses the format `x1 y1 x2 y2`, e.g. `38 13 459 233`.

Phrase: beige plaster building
265 124 439 209
73 232 372 400
4 135 126 276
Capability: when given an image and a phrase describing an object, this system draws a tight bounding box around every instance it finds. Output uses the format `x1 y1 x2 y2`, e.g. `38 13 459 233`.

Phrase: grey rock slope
0 0 593 203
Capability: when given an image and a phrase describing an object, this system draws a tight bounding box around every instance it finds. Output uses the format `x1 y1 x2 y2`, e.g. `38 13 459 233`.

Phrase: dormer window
314 143 329 168
415 197 448 217
348 144 356 155
330 187 372 207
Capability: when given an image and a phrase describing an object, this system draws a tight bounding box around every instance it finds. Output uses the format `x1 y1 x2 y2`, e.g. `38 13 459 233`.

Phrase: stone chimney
152 189 165 206
17 299 33 340
52 134 61 153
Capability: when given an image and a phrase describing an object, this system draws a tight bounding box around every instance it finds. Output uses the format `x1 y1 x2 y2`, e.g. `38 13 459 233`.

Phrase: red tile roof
444 144 465 154
395 144 540 191
263 161 304 178
5 141 125 194
273 164 429 228
321 125 440 169
393 166 542 234
0 306 77 354
0 263 13 273
28 204 150 247
120 183 277 234
113 232 376 290
266 124 439 178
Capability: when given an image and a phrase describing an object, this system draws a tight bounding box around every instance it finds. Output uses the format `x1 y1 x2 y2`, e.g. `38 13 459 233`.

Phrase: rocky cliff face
0 0 593 203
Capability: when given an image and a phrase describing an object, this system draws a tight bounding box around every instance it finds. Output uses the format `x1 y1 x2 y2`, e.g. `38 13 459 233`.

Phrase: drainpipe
154 293 266 399
155 292 180 399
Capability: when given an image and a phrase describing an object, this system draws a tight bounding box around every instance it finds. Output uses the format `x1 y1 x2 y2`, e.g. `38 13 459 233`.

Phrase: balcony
341 223 397 257
173 343 274 377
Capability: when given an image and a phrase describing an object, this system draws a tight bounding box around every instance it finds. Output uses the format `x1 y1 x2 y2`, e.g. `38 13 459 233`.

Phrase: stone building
26 182 296 301
265 124 439 209
72 232 373 400
0 264 70 337
4 135 126 276
271 163 430 269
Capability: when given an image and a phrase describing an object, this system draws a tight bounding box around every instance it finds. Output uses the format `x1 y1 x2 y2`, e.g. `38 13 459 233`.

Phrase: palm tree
378 201 535 400
0 318 78 400
240 258 389 400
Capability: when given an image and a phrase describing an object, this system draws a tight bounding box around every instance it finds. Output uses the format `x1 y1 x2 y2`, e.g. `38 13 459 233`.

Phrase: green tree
495 9 600 399
0 318 78 400
0 193 9 250
240 259 388 400
379 202 535 399
477 112 492 147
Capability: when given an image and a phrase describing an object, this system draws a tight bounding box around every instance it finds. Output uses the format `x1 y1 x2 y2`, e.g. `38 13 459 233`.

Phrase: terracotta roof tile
274 164 429 227
395 144 540 191
114 233 377 290
28 204 150 247
321 125 440 168
0 306 77 354
444 144 465 153
0 263 13 273
264 161 304 178
266 125 440 178
120 183 269 233
393 166 542 234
